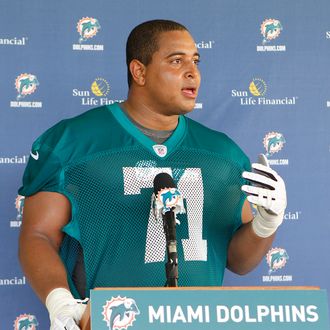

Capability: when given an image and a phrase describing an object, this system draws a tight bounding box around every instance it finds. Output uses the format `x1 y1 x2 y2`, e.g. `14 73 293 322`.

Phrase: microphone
153 173 184 287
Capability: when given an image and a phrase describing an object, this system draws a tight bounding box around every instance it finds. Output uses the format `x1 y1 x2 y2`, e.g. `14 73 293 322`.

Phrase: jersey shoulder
184 117 250 170
34 104 127 163
36 106 112 148
19 104 126 196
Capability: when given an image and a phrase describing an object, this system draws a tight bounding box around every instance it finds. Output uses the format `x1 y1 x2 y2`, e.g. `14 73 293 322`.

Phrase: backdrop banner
1 0 329 328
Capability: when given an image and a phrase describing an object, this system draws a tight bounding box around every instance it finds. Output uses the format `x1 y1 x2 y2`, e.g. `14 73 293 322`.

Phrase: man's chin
178 101 197 114
179 108 194 115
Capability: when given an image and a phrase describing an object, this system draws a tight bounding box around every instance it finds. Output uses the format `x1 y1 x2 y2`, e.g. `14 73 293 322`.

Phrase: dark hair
126 19 188 87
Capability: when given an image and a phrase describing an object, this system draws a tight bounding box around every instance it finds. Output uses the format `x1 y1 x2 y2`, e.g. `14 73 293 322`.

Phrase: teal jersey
19 103 251 298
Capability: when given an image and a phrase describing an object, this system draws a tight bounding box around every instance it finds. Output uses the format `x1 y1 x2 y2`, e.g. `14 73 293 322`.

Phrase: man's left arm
227 154 287 275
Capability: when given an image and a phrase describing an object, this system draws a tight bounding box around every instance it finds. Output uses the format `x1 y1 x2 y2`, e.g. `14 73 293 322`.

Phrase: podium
80 286 330 330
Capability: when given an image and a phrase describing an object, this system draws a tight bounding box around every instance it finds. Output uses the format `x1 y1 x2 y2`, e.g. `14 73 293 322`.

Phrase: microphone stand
163 207 178 287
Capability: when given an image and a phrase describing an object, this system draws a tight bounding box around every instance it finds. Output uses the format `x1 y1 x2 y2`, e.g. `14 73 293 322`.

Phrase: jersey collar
107 103 187 159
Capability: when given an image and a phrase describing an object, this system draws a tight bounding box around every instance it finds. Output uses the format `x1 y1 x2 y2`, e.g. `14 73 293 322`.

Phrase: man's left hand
241 154 287 238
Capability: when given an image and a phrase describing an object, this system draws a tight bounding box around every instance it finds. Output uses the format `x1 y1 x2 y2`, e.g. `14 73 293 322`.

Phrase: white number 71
123 167 207 263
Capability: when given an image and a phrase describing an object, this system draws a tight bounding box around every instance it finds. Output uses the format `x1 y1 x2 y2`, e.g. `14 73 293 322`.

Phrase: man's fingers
242 171 276 190
251 163 278 181
242 184 277 212
246 194 275 211
258 153 269 167
241 184 274 197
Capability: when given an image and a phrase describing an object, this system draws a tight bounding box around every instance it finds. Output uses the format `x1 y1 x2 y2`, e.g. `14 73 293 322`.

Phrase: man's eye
172 58 181 64
193 59 200 65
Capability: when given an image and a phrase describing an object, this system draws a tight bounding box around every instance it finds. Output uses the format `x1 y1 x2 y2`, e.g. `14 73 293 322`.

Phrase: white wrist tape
45 288 87 325
252 206 284 238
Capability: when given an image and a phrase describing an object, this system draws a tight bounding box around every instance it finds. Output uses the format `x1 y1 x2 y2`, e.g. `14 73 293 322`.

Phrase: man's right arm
18 191 71 303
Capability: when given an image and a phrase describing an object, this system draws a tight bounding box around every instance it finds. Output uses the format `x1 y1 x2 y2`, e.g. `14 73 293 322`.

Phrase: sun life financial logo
262 247 292 283
231 78 298 106
195 40 215 49
0 155 28 164
257 19 286 52
14 314 38 330
263 132 289 166
91 78 110 96
0 276 26 286
251 203 299 223
73 17 103 51
0 36 28 46
10 73 42 109
102 296 140 330
249 78 267 96
284 210 301 221
72 78 123 106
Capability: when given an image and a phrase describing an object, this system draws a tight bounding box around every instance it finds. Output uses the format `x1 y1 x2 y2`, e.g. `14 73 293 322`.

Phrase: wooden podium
80 286 330 330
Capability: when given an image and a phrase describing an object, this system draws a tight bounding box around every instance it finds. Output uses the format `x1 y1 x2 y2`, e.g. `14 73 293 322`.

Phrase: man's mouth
181 87 197 98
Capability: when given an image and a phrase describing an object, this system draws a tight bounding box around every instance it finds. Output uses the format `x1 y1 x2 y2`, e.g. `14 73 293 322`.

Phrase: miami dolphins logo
14 314 38 330
15 73 39 100
102 296 140 330
260 19 283 45
266 247 289 274
77 17 101 43
263 132 286 157
249 78 267 96
158 188 182 213
15 195 25 221
153 184 185 222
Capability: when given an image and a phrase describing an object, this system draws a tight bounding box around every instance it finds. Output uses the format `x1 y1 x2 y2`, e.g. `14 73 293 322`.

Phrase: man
18 19 286 329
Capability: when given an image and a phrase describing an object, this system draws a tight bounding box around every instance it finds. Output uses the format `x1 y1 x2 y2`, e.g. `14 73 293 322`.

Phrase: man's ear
129 59 146 86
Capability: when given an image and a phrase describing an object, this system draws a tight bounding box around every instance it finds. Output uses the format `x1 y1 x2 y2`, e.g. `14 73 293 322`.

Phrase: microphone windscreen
153 173 176 195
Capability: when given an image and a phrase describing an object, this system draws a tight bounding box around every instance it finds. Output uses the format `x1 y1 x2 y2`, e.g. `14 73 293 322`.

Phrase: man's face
143 30 201 116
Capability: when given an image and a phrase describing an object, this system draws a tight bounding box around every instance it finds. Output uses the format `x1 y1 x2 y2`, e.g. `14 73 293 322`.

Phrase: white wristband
45 288 87 325
252 207 284 238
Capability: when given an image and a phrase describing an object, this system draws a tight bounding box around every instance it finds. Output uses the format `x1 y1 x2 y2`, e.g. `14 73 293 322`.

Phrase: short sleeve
18 136 63 196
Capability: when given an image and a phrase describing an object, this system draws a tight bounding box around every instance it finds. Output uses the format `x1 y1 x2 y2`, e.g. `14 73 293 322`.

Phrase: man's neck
122 95 179 131
119 104 173 144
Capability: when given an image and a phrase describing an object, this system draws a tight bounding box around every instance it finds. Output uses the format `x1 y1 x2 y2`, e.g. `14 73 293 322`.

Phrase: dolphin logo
267 248 289 274
16 74 39 100
103 297 140 330
15 195 25 221
261 19 283 45
78 18 101 43
160 188 181 212
266 135 285 157
263 132 286 157
15 315 38 330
